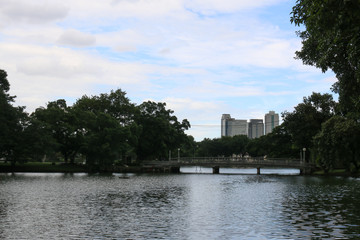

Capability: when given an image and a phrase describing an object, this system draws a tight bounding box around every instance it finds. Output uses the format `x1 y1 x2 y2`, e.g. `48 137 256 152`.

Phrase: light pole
303 148 306 162
178 148 180 162
169 150 171 161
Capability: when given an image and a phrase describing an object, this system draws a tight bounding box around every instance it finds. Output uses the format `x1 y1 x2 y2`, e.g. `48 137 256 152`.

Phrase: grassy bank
312 168 360 177
0 162 88 173
0 162 145 173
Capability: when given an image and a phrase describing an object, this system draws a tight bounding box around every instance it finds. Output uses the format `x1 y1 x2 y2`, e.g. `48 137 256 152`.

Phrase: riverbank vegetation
1 69 190 171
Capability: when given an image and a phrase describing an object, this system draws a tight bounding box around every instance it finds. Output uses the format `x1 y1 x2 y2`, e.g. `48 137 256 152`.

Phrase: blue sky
0 0 336 141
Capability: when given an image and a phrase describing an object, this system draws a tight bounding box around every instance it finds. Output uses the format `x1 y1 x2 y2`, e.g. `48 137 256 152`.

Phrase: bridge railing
164 157 306 167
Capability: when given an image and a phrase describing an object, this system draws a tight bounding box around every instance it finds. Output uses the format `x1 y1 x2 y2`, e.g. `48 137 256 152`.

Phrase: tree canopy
291 0 360 117
0 70 28 165
0 69 191 169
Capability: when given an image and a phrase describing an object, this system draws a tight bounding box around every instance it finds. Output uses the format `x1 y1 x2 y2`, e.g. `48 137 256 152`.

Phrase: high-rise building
221 114 248 137
248 119 264 139
265 111 279 134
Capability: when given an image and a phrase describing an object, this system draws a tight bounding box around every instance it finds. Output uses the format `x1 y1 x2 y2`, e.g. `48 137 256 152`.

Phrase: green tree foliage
197 135 249 157
282 92 336 159
246 125 298 158
0 70 28 165
74 89 137 125
80 111 129 169
135 101 190 161
314 116 360 173
291 0 360 117
179 135 197 158
32 100 83 164
73 90 139 167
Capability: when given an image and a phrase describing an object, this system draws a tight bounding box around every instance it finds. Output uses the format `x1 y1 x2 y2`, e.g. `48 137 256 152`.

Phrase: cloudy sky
0 0 336 140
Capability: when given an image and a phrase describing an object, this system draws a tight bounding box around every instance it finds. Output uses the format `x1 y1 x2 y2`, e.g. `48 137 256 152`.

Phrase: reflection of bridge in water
143 157 314 175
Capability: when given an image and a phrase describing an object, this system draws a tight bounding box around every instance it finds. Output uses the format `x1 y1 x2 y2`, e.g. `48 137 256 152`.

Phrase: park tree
179 135 197 158
75 89 137 125
196 135 249 157
313 116 360 173
0 69 28 165
282 92 336 160
79 110 130 170
245 125 298 158
23 116 59 162
32 99 83 164
135 101 190 161
245 137 266 157
220 135 249 157
74 91 138 167
291 0 360 118
264 125 299 158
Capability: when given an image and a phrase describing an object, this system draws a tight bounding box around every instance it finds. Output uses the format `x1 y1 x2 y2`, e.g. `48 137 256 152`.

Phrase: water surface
1 172 359 239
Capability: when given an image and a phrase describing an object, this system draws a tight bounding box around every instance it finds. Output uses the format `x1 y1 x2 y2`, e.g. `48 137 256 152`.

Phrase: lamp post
169 150 171 161
178 148 180 162
303 148 306 162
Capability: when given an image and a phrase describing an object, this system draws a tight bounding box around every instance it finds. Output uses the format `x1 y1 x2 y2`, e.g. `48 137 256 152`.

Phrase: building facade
221 114 248 137
248 119 264 139
265 111 279 134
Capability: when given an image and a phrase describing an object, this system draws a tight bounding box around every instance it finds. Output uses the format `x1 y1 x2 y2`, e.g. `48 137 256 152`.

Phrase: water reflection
180 166 300 175
279 177 360 239
0 173 359 239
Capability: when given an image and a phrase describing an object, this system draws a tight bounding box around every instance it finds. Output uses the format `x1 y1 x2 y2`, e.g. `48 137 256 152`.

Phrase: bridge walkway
143 157 314 175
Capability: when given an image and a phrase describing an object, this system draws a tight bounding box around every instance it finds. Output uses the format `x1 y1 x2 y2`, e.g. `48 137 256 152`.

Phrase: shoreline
1 163 359 177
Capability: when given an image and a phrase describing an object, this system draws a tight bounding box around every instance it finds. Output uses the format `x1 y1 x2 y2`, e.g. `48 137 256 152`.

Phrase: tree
75 89 137 126
74 90 140 165
282 92 336 160
79 110 129 170
291 0 360 117
196 135 249 157
264 125 298 158
32 99 82 163
135 101 190 161
313 116 360 172
0 69 28 166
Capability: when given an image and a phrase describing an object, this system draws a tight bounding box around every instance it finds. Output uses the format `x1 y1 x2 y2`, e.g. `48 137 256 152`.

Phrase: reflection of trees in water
280 177 360 239
0 198 10 239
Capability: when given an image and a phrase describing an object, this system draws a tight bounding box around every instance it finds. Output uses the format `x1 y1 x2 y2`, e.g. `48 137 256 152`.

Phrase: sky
0 0 336 141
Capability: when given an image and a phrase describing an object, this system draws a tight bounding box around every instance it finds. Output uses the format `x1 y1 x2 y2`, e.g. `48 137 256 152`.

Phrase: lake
1 168 360 239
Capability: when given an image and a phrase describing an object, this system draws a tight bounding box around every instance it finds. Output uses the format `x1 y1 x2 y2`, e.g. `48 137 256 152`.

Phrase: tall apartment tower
265 111 279 134
248 119 264 139
221 114 248 137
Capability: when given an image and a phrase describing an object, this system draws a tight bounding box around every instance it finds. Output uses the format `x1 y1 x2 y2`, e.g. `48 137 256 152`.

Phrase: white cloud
57 29 96 47
0 43 153 111
184 0 287 15
0 0 69 25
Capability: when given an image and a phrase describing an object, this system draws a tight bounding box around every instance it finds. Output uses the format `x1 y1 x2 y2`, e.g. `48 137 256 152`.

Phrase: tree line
1 69 190 170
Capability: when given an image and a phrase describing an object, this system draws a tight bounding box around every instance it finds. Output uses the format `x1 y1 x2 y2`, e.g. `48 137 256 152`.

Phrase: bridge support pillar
300 167 312 175
212 166 220 174
170 166 180 173
257 167 261 175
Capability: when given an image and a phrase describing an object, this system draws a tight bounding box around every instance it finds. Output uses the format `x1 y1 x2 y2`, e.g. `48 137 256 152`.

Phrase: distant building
248 119 264 139
221 114 248 137
265 111 279 134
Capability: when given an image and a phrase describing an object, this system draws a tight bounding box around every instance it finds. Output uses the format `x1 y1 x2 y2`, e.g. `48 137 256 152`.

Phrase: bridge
143 157 315 175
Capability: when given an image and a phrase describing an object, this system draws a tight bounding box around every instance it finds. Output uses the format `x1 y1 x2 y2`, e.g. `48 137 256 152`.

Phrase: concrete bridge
143 157 315 175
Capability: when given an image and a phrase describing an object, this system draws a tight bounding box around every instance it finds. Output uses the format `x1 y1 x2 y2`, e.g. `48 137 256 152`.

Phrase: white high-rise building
248 119 264 139
265 111 279 134
221 114 248 137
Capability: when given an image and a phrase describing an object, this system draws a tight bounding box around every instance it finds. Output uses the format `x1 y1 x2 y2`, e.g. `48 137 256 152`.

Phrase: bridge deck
143 157 312 169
